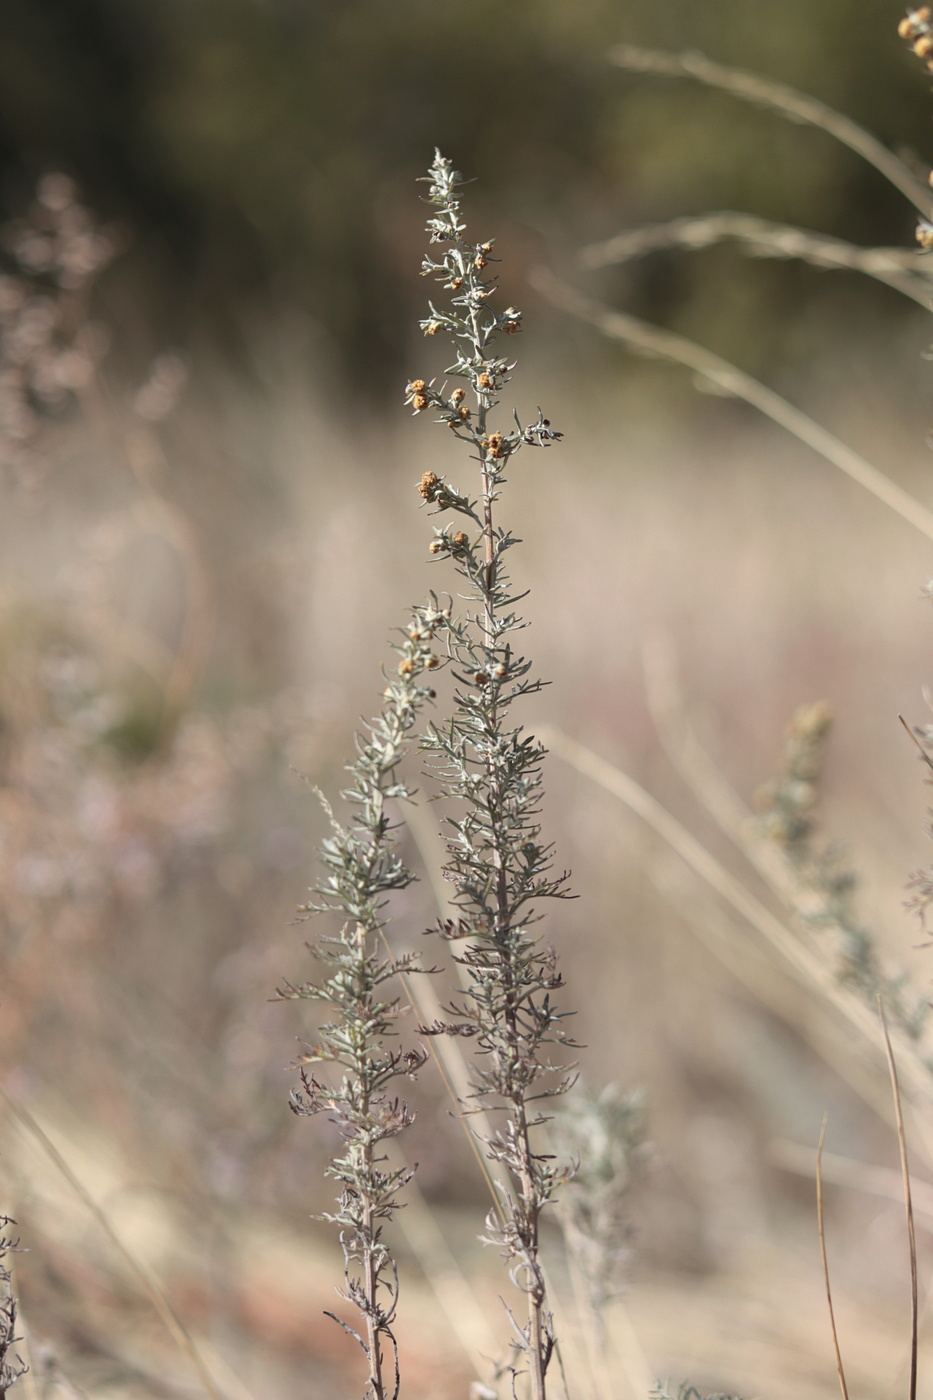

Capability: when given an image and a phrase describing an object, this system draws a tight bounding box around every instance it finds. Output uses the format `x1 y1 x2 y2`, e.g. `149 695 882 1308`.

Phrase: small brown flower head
425 654 440 670
398 658 415 676
901 6 932 36
457 404 471 420
429 538 447 555
915 33 933 54
493 663 507 679
452 531 469 548
474 254 488 270
472 287 490 301
450 387 466 405
419 470 439 500
446 276 463 291
412 394 429 412
478 372 495 390
502 307 522 334
486 432 505 459
917 221 933 249
478 241 494 254
474 670 489 687
424 321 441 335
410 379 426 394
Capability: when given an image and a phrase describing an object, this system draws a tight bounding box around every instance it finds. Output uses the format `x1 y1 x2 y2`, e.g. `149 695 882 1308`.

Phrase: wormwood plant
0 1218 25 1400
281 152 574 1400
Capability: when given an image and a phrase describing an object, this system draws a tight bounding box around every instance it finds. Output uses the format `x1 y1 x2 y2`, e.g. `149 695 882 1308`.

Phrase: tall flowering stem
277 611 444 1400
407 151 574 1400
0 1218 26 1400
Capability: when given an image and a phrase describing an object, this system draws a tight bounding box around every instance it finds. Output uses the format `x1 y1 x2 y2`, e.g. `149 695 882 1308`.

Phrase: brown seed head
915 33 933 53
410 379 426 393
451 387 466 404
426 654 440 670
900 14 917 35
457 404 471 420
425 322 440 335
487 432 505 459
478 372 494 390
412 394 429 412
493 664 507 679
452 531 469 548
474 254 487 270
447 276 463 290
419 471 439 499
474 671 489 687
429 539 446 555
398 658 415 676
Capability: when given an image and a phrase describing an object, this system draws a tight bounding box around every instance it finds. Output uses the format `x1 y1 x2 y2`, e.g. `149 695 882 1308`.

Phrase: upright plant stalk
407 151 574 1400
0 1217 26 1400
277 612 442 1400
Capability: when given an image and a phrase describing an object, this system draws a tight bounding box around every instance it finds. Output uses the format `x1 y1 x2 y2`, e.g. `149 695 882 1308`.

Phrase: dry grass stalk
816 1116 850 1400
607 45 930 212
530 268 933 546
881 1001 920 1400
578 212 933 307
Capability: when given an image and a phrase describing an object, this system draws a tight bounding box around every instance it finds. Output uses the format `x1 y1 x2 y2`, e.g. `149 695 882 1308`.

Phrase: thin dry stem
540 726 933 1108
816 1115 851 1400
880 1000 919 1400
0 1086 233 1400
608 46 931 213
578 212 933 307
530 269 933 546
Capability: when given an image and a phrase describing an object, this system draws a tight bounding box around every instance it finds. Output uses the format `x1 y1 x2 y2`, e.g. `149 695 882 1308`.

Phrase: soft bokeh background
3 3 933 1398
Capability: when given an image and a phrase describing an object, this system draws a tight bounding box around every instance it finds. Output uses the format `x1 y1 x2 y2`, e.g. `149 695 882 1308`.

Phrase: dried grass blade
817 1114 851 1400
880 999 919 1400
578 212 933 307
608 46 930 213
539 724 933 1108
0 1086 233 1400
530 268 933 547
899 712 933 775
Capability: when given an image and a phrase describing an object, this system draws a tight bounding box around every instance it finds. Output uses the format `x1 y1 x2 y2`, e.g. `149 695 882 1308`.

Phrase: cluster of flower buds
405 377 432 412
381 600 453 701
475 358 512 395
899 7 933 56
428 528 472 558
417 469 474 514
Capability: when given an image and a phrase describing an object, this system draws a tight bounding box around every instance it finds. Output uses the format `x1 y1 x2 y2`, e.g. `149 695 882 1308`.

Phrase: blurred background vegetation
1 0 928 390
3 3 933 1400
